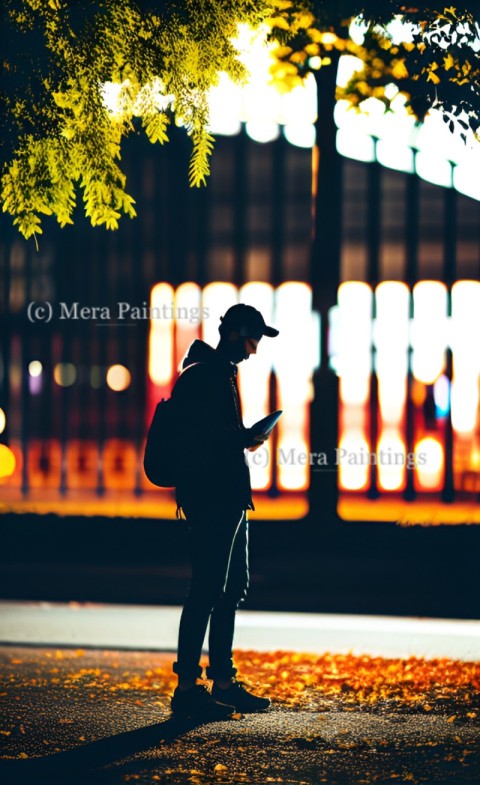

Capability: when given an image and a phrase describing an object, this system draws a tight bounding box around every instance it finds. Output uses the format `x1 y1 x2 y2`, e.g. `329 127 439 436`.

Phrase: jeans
173 505 249 682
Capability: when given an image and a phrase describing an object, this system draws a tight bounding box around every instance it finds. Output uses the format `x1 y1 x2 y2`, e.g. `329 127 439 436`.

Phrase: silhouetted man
170 304 279 718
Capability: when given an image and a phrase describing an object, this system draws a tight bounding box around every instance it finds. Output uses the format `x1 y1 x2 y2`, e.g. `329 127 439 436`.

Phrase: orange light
103 439 137 491
470 448 480 470
0 408 5 435
0 444 16 479
411 380 427 407
27 439 61 489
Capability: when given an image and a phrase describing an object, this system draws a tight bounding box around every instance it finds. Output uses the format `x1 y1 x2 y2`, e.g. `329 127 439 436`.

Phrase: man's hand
247 432 269 452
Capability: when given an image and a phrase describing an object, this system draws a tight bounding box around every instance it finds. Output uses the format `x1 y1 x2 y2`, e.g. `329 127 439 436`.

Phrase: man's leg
173 506 245 689
207 512 271 713
206 511 249 684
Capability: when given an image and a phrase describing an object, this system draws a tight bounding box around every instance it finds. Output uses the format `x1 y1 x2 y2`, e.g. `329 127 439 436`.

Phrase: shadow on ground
1 710 480 785
0 715 206 781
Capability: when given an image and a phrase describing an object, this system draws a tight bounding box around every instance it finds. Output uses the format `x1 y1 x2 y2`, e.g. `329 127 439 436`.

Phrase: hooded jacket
172 339 254 512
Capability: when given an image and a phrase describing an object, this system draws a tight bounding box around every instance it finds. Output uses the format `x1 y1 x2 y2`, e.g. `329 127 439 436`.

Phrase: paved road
0 646 478 784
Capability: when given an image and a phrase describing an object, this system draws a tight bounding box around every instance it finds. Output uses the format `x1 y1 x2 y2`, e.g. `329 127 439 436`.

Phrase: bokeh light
338 430 370 491
415 436 444 490
274 282 319 491
412 282 447 385
450 281 480 435
0 444 16 479
53 362 76 387
374 282 409 426
377 428 406 492
433 375 450 418
201 282 237 347
337 282 372 406
106 364 131 392
238 282 275 491
175 282 202 371
148 283 174 386
28 360 43 377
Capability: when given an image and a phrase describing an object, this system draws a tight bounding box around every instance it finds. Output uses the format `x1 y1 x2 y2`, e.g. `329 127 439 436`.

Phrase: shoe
171 684 236 720
212 680 271 713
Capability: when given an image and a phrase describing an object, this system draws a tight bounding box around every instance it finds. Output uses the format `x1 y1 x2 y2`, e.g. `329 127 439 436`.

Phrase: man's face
227 331 261 363
244 336 260 360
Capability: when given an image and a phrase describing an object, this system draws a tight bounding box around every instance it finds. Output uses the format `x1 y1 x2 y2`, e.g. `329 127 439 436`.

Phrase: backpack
143 396 178 487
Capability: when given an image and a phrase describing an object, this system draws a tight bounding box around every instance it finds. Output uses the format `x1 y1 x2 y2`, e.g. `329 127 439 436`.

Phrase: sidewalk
1 601 480 660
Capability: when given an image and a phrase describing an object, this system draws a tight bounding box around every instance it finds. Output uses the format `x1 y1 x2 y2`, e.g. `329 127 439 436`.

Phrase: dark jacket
172 339 254 512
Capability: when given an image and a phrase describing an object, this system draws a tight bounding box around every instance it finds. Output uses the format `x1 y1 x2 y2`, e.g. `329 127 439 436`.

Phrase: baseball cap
219 304 279 339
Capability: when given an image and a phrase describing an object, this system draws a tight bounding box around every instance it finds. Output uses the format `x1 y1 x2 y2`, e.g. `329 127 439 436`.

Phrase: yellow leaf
290 51 307 65
273 45 293 58
296 11 315 29
392 61 408 80
268 0 293 10
308 29 324 44
444 53 455 71
266 16 290 31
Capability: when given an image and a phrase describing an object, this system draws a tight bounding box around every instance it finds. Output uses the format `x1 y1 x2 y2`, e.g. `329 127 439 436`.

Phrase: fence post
308 56 342 529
